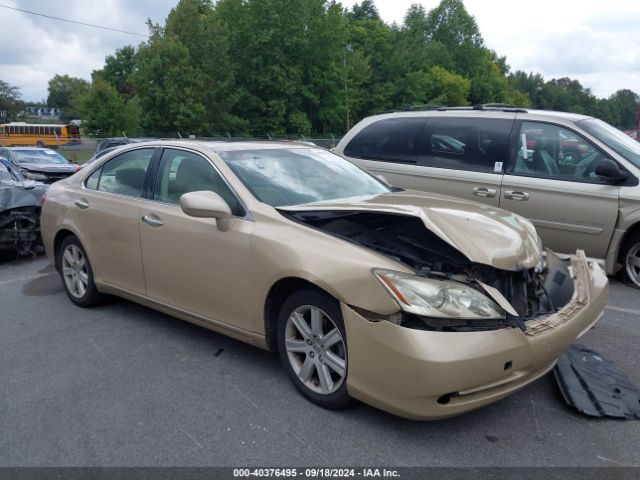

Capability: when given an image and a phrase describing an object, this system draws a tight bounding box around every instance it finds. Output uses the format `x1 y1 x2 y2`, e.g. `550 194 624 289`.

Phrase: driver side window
153 149 244 216
510 122 611 184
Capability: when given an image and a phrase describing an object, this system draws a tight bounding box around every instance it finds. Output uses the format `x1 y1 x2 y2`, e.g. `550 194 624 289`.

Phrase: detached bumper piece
554 344 640 419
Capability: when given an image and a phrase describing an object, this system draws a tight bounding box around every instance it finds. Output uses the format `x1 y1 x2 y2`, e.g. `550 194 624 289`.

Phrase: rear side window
85 148 154 197
420 117 513 173
343 117 425 164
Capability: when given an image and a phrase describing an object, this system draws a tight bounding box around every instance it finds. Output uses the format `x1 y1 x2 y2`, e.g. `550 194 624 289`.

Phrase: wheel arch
263 277 338 352
617 222 640 264
53 229 77 270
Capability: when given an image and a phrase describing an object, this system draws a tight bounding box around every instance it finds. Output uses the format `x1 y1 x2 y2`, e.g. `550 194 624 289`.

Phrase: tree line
2 0 639 136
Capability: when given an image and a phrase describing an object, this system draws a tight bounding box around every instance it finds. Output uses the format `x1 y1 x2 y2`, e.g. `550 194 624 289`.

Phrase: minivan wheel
620 233 640 289
277 289 351 409
58 235 103 307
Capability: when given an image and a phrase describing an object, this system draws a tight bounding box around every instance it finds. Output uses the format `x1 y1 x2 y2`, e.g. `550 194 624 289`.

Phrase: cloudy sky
1 0 639 102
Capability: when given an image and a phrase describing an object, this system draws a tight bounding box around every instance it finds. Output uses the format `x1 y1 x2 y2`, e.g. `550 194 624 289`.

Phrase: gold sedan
41 141 608 419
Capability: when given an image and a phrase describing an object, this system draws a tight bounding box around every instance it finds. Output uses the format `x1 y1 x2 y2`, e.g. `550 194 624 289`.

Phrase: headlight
373 269 505 320
22 171 48 181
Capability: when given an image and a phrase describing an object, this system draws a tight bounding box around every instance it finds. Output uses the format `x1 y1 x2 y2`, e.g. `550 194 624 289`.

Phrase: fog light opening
504 361 513 371
437 393 455 405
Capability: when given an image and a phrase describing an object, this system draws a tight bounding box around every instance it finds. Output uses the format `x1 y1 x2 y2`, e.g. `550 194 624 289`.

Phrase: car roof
118 139 313 153
523 109 591 121
365 107 592 122
5 147 59 151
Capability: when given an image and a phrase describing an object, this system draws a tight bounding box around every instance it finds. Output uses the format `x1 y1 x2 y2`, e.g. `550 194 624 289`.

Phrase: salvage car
334 106 640 288
41 141 608 419
0 158 47 256
0 147 79 183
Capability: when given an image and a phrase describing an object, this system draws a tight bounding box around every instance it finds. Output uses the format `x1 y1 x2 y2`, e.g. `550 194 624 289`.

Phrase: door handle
472 187 497 198
141 215 164 227
504 190 530 201
73 199 89 209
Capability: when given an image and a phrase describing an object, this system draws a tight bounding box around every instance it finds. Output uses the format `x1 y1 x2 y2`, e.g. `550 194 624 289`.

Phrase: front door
139 148 254 330
501 121 619 258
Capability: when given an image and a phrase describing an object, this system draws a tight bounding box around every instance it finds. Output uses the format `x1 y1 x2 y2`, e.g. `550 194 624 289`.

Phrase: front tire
277 289 351 409
619 232 640 289
57 235 104 307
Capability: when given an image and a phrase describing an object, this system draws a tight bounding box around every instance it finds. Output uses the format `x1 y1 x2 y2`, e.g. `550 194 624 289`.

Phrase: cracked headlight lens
373 269 505 320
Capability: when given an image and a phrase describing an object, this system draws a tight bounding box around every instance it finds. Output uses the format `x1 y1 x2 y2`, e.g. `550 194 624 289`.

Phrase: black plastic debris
554 344 640 419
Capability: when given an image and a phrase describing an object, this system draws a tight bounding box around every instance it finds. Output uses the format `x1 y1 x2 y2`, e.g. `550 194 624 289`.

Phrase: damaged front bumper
0 207 41 256
343 250 608 420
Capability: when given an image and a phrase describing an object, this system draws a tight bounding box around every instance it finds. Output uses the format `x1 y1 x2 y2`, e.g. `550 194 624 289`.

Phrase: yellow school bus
0 122 81 148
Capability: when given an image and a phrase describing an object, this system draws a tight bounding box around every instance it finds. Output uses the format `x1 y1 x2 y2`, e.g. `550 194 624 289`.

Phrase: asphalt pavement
0 256 638 467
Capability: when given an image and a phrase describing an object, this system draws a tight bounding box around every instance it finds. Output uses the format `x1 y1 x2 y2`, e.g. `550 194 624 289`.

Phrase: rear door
500 120 619 258
72 147 156 294
412 114 515 207
341 116 425 189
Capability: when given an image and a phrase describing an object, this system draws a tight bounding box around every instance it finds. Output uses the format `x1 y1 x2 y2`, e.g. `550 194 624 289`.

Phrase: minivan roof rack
377 104 528 115
438 104 528 113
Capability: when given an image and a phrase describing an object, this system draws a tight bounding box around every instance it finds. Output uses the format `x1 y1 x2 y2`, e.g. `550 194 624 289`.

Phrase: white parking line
0 272 52 287
605 305 640 316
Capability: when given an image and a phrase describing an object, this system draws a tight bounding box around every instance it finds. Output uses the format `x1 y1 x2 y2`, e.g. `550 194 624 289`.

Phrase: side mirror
180 191 232 231
594 158 628 183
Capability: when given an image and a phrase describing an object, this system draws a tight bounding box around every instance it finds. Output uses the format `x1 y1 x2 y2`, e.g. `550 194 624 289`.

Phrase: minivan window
511 121 612 183
577 118 640 168
343 117 425 164
420 117 513 173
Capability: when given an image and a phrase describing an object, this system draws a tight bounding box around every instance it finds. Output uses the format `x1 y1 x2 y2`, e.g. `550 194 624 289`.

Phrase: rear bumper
343 250 608 420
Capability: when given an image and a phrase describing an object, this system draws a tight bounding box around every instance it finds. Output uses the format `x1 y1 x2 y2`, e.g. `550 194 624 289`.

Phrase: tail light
40 193 47 205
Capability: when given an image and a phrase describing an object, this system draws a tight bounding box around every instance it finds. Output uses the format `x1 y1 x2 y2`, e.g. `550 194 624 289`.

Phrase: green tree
47 74 90 120
133 30 209 135
80 77 140 136
97 45 137 98
606 89 639 128
0 80 22 121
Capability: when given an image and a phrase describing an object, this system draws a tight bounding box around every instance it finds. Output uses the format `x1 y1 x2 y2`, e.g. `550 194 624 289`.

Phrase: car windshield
578 118 640 168
13 149 69 165
220 147 391 207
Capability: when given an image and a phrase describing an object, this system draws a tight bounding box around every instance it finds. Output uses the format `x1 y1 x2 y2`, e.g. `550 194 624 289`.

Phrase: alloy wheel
62 244 89 299
625 243 640 288
284 305 347 395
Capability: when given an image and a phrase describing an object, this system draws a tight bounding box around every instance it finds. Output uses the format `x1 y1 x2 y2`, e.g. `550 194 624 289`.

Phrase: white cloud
1 0 639 101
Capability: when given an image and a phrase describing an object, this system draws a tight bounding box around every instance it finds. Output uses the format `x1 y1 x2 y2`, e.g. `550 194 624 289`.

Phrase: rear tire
277 289 351 409
618 232 640 289
57 235 104 307
36 141 44 148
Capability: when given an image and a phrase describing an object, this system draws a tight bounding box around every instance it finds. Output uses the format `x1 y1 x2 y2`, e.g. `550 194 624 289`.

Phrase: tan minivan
335 106 640 288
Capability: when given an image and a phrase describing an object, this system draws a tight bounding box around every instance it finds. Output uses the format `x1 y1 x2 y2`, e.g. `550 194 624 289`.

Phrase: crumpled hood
19 163 77 173
279 190 542 271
